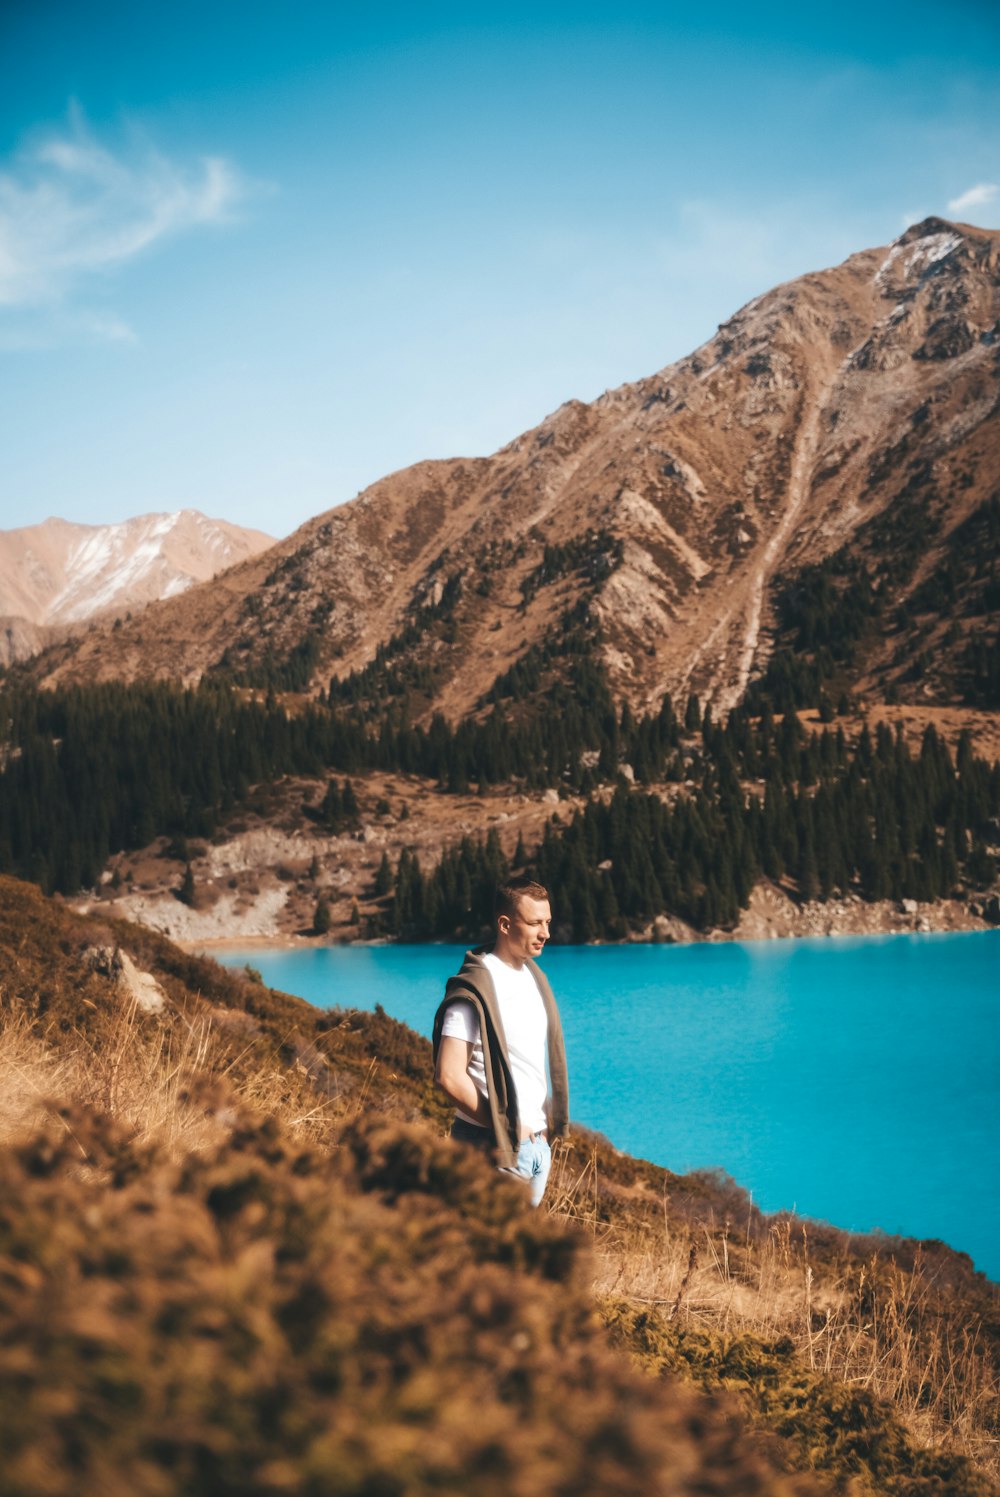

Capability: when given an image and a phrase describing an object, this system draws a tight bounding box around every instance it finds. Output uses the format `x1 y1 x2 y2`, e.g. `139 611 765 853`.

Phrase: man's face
501 895 552 962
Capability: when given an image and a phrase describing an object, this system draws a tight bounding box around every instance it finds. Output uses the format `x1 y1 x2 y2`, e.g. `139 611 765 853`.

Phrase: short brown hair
494 877 550 921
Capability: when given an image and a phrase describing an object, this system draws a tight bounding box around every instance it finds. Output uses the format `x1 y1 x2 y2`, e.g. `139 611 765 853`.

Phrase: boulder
82 945 166 1013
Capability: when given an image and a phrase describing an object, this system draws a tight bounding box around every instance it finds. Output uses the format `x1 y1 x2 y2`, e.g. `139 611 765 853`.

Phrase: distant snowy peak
0 510 276 627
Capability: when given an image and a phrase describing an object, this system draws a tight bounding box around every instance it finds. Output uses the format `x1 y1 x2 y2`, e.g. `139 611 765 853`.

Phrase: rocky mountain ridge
28 217 1000 717
0 509 274 665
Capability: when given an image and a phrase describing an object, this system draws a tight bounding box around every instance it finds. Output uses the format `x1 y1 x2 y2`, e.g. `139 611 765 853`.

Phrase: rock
651 913 696 944
116 951 167 1012
82 945 166 1013
913 315 976 362
899 898 919 915
83 945 117 978
542 789 560 805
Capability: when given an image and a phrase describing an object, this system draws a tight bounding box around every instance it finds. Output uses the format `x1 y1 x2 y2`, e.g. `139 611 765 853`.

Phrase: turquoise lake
215 932 1000 1280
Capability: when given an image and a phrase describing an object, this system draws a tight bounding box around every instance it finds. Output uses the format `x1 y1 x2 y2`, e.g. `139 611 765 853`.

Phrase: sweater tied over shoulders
432 946 570 1170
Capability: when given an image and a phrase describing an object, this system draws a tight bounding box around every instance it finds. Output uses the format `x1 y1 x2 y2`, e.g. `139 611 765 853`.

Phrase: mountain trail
684 365 839 714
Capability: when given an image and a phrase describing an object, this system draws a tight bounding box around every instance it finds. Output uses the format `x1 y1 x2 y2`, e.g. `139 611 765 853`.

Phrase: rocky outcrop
82 945 167 1013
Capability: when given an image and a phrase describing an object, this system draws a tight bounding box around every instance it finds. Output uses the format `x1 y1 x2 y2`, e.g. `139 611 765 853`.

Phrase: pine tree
320 779 343 826
797 831 819 902
967 842 996 889
684 692 702 734
374 852 393 897
598 877 622 938
574 885 598 943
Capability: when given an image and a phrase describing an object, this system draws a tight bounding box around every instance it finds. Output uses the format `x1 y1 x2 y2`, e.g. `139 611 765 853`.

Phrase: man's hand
435 1036 492 1127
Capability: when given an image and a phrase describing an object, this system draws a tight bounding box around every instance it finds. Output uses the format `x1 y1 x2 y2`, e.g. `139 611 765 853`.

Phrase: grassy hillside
0 875 997 1495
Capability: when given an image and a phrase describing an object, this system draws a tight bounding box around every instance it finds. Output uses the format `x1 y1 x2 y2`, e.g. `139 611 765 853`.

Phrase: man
432 877 569 1206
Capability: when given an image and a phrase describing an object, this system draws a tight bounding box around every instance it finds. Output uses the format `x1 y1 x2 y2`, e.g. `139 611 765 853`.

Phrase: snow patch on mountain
876 232 961 287
0 509 275 628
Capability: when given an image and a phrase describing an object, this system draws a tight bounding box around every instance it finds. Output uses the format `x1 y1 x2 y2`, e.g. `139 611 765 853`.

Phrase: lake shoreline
168 888 995 954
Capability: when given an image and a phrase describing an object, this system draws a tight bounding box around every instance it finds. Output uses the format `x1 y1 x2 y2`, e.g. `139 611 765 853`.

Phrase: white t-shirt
441 952 549 1133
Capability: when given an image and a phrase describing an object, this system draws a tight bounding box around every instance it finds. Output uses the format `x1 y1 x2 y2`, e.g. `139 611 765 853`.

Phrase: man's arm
435 1036 492 1127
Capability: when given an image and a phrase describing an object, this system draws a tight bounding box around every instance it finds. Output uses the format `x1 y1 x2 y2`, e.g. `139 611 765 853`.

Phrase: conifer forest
0 658 996 942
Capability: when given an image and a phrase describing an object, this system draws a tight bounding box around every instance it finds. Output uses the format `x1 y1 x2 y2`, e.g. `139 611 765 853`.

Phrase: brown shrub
0 1106 821 1497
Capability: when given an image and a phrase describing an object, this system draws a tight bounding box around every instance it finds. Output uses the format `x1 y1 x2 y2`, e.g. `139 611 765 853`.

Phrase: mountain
0 510 274 664
30 218 1000 715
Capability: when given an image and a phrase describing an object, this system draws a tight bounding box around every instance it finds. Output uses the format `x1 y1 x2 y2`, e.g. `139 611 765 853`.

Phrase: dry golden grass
545 1142 1000 1487
0 1000 359 1163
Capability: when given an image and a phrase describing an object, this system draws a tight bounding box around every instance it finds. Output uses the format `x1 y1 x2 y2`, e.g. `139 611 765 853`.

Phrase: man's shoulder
453 944 489 969
443 949 491 1002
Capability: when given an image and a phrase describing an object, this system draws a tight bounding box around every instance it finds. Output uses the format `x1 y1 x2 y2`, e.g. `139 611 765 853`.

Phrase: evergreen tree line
216 630 324 694
384 718 1000 943
517 529 623 608
0 681 335 894
750 484 999 712
325 573 463 709
390 830 508 939
0 660 695 897
1 674 997 918
0 671 676 894
909 494 1000 622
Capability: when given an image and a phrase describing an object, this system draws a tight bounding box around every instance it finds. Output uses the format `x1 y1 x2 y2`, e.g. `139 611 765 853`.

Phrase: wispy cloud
0 106 252 336
947 182 998 215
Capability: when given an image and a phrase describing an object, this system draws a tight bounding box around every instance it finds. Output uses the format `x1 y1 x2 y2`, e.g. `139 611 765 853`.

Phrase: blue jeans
503 1133 552 1208
451 1121 552 1207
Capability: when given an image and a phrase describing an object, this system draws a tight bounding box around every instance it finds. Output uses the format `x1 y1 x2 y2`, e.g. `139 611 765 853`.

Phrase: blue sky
2 0 998 539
